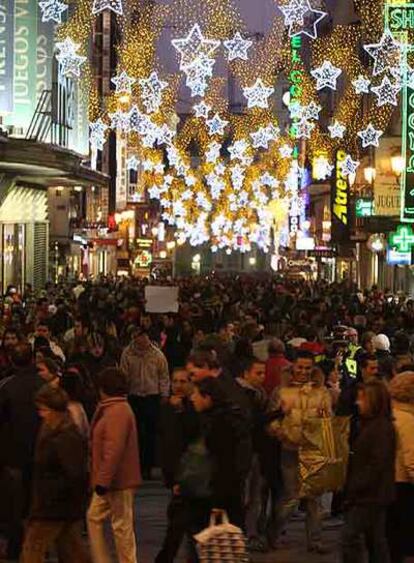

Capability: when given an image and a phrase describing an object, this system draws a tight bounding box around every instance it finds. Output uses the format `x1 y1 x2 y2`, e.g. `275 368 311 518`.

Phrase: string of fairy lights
49 0 411 252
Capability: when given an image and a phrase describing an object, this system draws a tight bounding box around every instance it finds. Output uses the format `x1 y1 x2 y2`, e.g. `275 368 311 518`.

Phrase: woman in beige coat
388 372 414 563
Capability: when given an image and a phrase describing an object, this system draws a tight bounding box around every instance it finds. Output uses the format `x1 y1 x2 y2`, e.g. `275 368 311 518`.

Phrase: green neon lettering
390 8 403 30
409 132 414 151
290 70 302 83
291 36 302 48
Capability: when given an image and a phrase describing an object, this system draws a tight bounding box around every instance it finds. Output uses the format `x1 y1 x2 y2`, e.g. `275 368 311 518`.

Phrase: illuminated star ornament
357 123 383 148
223 32 253 61
92 0 123 15
127 156 140 171
328 120 346 139
39 0 67 23
172 24 220 70
352 75 371 95
206 114 228 136
303 101 321 121
111 71 135 94
89 119 108 150
364 30 402 76
193 101 211 119
55 38 86 78
279 0 327 40
139 72 168 114
295 118 315 139
311 60 342 90
243 78 274 109
371 76 401 107
341 155 360 177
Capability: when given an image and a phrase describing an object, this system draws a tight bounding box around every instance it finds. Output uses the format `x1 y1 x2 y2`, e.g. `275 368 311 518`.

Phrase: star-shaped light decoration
357 123 383 148
340 155 360 177
261 172 279 188
109 110 129 131
206 113 228 136
364 30 402 77
328 120 346 139
92 0 122 15
223 32 253 61
251 126 273 149
111 71 135 94
127 156 140 171
128 105 150 135
206 141 222 163
295 118 315 139
142 160 155 172
303 101 321 121
55 38 86 78
231 165 245 190
172 24 220 70
279 144 293 158
352 74 371 95
371 76 401 107
154 162 165 175
194 101 211 119
311 60 342 90
279 0 327 40
148 185 161 199
39 0 67 23
139 72 168 114
313 155 334 180
228 139 249 161
89 119 108 150
156 124 175 146
243 78 274 109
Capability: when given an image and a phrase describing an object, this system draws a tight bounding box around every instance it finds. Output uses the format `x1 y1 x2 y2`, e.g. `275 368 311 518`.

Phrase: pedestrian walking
342 379 395 563
87 367 141 563
20 385 89 563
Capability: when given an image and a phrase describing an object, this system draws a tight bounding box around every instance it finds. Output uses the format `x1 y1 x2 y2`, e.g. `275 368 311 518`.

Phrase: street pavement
137 480 342 562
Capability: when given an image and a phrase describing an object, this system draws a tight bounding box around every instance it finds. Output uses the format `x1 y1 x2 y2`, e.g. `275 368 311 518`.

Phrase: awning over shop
0 135 109 188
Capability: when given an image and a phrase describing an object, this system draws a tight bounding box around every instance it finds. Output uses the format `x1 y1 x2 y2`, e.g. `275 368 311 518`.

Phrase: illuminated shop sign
386 248 412 265
388 224 414 253
331 150 349 242
385 3 414 222
355 198 374 218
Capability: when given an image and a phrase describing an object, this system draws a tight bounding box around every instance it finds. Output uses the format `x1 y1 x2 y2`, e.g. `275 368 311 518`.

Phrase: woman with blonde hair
387 372 414 563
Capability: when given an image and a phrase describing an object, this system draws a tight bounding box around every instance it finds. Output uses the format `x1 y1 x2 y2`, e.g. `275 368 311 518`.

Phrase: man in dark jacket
20 385 89 563
0 342 43 559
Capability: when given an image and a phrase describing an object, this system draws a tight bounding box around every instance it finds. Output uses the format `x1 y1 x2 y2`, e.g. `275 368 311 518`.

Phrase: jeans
20 520 88 563
270 448 321 549
128 394 160 476
342 505 390 563
87 489 137 563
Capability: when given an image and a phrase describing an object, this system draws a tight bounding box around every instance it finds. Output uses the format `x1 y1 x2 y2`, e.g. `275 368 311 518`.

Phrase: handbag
194 509 249 562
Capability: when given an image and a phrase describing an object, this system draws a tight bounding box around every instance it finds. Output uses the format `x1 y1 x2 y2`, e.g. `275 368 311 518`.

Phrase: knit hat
372 334 390 352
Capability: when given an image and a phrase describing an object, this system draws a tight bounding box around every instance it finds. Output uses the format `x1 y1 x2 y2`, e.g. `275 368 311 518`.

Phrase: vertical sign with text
0 0 14 114
331 150 350 243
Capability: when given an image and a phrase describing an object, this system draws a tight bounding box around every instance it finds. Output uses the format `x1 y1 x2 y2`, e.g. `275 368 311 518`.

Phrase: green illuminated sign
388 5 414 31
386 3 414 222
388 224 414 252
355 199 374 217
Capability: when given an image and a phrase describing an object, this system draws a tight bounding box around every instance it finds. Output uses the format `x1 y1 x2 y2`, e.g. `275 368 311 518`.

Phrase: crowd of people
0 274 413 562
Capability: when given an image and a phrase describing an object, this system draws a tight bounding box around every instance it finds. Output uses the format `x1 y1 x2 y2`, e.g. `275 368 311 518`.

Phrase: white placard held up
145 286 179 313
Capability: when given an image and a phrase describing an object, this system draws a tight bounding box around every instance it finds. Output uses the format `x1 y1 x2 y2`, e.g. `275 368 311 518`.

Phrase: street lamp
363 166 376 185
391 155 405 178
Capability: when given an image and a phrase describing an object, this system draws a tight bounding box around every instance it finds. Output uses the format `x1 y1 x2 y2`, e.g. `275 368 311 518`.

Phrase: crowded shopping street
0 276 414 563
3 0 414 560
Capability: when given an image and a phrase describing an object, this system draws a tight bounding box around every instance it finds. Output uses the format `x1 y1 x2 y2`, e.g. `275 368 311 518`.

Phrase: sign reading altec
331 150 349 242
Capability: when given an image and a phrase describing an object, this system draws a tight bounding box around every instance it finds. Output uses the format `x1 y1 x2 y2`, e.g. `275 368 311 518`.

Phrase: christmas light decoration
92 0 123 15
340 154 360 176
127 156 140 171
243 78 274 109
193 101 211 119
223 32 253 61
139 72 168 114
328 120 346 139
311 60 342 90
364 30 402 77
357 123 383 148
172 24 220 71
279 0 327 40
206 114 228 136
89 119 107 150
352 74 371 94
39 0 67 23
111 71 135 94
55 38 86 78
371 76 401 107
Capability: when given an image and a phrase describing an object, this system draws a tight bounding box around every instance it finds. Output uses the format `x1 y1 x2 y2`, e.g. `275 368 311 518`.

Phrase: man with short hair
359 353 379 382
268 350 332 553
88 367 141 563
32 320 65 362
121 327 170 479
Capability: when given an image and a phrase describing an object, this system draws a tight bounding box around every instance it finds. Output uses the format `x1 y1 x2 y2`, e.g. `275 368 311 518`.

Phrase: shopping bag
299 416 350 498
194 509 249 562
